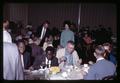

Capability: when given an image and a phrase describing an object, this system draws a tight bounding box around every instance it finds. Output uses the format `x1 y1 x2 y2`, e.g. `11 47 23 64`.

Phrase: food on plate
50 66 60 74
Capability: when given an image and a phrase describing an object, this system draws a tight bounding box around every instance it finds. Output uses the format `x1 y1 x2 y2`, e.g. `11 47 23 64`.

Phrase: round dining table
24 65 90 80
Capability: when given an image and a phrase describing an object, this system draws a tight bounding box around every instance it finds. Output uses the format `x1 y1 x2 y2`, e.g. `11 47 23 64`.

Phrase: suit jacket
36 26 51 46
108 52 117 65
56 48 80 68
84 59 116 80
29 44 44 65
3 42 24 80
29 43 44 57
32 54 59 70
23 51 31 69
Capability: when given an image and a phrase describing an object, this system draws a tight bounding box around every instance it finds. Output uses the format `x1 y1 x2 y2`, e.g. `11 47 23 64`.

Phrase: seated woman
29 46 58 70
43 35 53 51
17 39 31 69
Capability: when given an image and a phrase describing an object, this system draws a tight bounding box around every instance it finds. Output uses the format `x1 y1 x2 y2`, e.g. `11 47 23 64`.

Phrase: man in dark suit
17 40 31 69
84 45 116 80
36 20 51 47
29 46 59 70
28 36 44 66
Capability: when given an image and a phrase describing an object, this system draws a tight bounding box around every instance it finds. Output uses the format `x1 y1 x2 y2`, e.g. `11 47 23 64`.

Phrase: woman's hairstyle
63 20 71 27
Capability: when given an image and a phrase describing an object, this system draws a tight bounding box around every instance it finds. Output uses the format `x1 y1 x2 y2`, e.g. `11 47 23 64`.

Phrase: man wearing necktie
36 20 51 47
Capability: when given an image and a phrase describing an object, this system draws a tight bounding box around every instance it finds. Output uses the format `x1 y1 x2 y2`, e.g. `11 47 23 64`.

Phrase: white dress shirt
21 54 24 69
40 27 46 39
96 57 104 62
45 57 51 68
3 30 12 43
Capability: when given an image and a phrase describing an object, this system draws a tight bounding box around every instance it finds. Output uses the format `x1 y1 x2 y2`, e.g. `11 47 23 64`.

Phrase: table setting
49 65 89 80
24 63 92 80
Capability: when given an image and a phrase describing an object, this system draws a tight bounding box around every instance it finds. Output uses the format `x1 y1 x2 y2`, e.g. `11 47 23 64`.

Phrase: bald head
66 40 75 54
94 45 106 58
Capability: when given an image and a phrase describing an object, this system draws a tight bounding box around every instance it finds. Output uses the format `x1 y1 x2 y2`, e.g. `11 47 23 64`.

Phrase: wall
9 3 28 27
80 3 117 35
3 3 10 20
3 3 117 35
28 3 79 29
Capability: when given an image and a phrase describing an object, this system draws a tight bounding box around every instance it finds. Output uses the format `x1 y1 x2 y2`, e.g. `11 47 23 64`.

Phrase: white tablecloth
49 66 87 80
24 65 89 80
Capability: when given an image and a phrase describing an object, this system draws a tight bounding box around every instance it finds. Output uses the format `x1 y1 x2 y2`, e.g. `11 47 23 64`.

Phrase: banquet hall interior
3 3 117 80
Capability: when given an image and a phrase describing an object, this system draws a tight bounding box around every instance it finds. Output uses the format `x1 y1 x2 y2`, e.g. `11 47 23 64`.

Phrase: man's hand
59 56 67 63
78 58 82 65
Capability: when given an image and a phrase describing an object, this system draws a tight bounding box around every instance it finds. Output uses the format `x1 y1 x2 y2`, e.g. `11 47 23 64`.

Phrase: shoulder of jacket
58 48 65 51
73 50 77 54
4 42 17 48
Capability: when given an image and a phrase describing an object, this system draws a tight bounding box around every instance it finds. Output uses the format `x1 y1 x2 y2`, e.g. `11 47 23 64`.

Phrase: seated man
17 39 31 69
28 37 44 65
84 45 116 80
29 46 58 70
56 40 82 69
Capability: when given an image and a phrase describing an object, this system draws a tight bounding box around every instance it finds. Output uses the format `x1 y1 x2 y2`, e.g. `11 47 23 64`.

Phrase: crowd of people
3 19 117 80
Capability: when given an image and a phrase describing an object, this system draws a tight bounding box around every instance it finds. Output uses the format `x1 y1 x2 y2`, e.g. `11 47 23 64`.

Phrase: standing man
60 21 74 48
3 20 24 80
36 20 51 47
3 20 12 43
